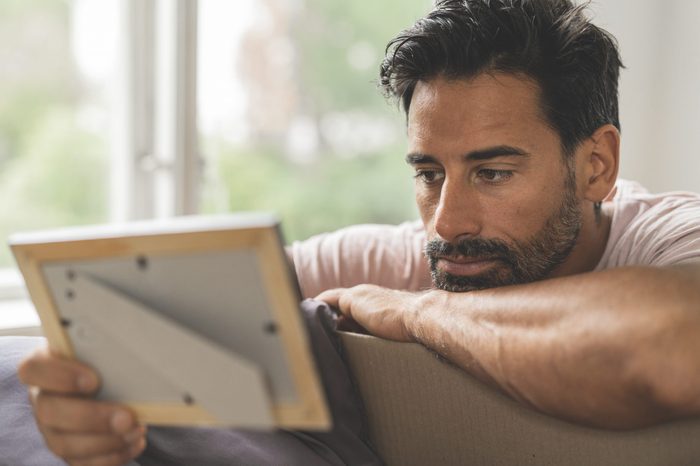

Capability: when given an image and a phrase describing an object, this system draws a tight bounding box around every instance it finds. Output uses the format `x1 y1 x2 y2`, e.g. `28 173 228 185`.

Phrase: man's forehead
408 73 544 122
408 73 561 160
406 73 555 151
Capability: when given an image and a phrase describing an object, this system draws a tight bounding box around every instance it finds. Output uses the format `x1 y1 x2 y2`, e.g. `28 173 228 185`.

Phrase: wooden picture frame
9 213 330 430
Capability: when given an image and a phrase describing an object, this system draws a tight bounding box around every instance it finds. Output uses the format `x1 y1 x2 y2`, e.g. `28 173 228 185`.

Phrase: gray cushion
0 336 65 465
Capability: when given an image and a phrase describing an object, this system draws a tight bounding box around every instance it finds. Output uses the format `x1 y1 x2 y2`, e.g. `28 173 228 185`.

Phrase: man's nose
433 179 482 243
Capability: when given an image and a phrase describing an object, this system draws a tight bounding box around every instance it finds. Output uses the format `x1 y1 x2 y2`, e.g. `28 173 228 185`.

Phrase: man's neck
552 202 613 277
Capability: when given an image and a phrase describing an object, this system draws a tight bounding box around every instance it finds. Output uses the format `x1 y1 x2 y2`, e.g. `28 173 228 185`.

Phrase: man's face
407 73 582 292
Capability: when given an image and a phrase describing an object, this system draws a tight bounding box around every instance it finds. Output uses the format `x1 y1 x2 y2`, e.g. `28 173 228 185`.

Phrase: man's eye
477 169 513 183
414 170 444 184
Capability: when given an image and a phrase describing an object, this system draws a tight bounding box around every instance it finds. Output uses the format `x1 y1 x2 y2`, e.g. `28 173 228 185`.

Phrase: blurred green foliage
203 0 431 242
204 141 419 243
293 0 431 113
0 0 432 268
0 109 108 266
0 0 108 267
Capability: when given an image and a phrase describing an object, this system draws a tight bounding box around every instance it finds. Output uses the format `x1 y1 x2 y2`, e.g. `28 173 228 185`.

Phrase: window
3 0 700 334
0 0 118 270
197 0 432 242
0 0 120 331
0 0 431 331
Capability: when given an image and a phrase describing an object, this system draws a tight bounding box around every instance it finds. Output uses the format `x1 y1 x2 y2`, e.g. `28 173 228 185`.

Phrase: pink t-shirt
594 179 700 270
291 221 431 298
292 180 700 298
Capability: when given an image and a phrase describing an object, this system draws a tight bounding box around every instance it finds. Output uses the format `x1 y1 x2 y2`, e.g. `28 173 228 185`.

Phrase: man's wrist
407 289 446 344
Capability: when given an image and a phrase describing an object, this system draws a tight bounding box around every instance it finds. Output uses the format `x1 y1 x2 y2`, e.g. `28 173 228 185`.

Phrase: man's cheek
415 191 438 231
482 200 543 238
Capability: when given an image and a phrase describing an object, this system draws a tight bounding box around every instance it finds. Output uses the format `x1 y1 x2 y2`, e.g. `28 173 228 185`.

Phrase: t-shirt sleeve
290 221 431 298
610 193 700 268
652 197 700 266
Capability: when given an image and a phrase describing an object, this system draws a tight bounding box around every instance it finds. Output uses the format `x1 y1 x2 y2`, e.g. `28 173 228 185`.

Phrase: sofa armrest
340 331 700 466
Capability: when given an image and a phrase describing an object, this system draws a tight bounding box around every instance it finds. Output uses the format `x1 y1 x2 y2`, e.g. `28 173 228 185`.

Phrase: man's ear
580 124 620 203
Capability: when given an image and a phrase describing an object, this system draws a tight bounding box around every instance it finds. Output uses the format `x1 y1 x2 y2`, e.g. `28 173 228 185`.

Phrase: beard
425 178 582 292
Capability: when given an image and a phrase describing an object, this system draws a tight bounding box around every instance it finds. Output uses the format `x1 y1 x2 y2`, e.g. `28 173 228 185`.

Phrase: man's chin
431 269 513 292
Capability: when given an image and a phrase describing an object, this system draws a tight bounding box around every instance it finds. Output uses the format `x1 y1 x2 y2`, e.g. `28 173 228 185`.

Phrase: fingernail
111 410 132 433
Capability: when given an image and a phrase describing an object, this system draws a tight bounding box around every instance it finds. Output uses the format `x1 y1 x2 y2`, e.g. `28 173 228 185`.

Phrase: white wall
590 0 700 193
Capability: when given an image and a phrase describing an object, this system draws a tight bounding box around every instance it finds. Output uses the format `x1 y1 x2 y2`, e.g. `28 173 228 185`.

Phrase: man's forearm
410 264 700 429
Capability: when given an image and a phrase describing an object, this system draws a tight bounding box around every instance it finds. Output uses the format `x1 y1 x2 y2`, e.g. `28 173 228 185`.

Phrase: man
17 0 700 464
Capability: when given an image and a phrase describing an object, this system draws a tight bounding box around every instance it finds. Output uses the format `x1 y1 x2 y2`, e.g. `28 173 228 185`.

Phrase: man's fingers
315 288 342 307
19 348 145 464
317 285 380 315
42 427 145 460
69 437 146 466
314 290 340 307
18 348 99 395
34 393 137 435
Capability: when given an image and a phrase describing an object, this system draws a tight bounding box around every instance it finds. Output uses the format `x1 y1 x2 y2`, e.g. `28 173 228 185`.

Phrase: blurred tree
0 109 107 265
292 0 431 114
208 0 431 242
0 0 108 266
211 140 418 242
0 0 77 169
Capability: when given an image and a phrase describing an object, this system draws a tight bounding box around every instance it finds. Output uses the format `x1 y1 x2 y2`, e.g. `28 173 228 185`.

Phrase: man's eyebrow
405 153 438 165
405 146 530 165
465 145 530 160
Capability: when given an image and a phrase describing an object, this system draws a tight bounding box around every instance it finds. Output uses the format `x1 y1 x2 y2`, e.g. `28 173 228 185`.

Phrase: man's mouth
436 255 501 276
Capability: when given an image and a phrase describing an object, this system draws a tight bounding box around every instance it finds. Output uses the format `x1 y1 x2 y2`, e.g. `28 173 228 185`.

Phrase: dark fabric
0 300 382 466
0 336 65 466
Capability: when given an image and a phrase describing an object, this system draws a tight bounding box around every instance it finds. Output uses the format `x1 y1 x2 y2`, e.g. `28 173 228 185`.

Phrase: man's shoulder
292 220 425 257
613 178 700 207
291 220 429 298
612 179 700 230
597 179 700 269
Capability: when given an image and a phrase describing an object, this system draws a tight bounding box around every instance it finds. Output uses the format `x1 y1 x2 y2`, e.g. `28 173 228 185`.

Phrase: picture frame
9 213 330 430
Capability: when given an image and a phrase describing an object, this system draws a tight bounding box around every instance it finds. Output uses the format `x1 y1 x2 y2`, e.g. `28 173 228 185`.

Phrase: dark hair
379 0 623 155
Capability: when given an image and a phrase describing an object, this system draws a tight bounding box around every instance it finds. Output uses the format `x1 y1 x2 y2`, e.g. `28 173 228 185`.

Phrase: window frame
0 0 201 332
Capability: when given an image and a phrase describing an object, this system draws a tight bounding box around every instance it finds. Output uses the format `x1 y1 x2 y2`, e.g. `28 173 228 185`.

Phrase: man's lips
436 255 501 276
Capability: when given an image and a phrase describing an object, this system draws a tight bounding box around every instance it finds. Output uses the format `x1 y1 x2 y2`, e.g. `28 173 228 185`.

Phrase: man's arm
317 263 700 429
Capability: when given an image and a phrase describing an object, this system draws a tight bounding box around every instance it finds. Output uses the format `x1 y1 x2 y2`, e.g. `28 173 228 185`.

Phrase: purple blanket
0 300 382 465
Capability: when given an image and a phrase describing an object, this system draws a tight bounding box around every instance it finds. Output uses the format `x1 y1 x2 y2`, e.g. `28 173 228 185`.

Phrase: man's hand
17 348 147 466
316 284 423 342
